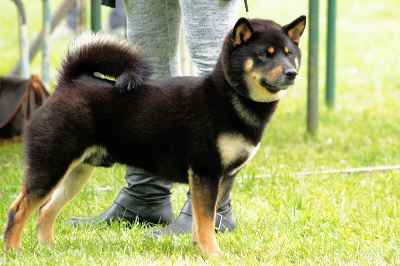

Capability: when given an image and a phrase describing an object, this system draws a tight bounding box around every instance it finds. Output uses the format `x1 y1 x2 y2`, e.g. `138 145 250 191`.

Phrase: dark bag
0 75 50 141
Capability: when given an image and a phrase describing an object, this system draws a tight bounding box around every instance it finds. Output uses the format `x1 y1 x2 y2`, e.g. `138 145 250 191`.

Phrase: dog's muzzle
260 67 297 93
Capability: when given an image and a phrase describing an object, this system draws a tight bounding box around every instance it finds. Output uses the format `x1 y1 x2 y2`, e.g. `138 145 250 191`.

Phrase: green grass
1 0 400 264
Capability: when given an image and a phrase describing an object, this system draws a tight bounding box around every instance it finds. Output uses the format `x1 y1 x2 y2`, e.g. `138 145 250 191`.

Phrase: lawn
1 0 400 265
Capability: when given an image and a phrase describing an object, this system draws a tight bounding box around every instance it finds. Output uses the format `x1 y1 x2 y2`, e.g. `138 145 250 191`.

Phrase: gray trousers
118 0 239 206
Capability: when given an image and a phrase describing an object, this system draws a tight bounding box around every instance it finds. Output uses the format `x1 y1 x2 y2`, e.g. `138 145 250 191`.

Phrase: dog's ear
232 17 254 47
283 15 306 44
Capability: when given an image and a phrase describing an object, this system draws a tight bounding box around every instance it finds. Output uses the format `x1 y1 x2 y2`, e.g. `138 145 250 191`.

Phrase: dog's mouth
259 78 292 93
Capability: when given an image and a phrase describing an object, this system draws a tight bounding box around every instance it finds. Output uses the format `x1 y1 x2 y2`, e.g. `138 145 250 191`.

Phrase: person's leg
69 0 183 226
126 0 183 78
69 167 175 225
181 0 239 76
148 0 239 238
66 5 76 30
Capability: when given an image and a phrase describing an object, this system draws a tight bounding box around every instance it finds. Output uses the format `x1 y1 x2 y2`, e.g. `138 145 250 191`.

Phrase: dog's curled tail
56 31 152 93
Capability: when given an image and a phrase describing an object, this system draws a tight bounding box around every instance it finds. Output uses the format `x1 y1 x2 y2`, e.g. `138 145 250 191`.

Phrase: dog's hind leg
3 188 47 252
3 159 91 251
37 163 95 244
3 162 73 251
188 169 222 258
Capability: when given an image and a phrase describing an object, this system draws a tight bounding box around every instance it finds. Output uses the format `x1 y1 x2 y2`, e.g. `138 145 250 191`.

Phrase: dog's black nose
284 68 297 80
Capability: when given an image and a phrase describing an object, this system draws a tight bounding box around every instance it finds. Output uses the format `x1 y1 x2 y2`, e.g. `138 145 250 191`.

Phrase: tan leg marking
37 163 96 243
4 158 88 251
5 146 107 251
188 169 223 258
191 216 198 244
4 189 48 251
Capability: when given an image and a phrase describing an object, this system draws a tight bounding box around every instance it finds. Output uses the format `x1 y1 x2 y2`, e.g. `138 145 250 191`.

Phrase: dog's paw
202 249 225 259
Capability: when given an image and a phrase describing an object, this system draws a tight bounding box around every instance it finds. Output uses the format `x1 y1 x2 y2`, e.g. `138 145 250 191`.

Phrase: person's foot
67 196 174 226
147 195 235 238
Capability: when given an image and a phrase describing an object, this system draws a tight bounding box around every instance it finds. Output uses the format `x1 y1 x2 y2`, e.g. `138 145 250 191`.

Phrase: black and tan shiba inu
4 16 306 258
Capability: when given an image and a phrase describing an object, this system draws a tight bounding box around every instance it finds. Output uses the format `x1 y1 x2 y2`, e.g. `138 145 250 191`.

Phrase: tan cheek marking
248 70 261 81
244 58 254 72
268 47 274 54
285 47 289 54
244 70 290 102
294 57 299 70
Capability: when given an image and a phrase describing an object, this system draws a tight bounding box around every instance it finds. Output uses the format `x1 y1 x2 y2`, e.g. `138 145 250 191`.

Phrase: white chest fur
217 133 260 175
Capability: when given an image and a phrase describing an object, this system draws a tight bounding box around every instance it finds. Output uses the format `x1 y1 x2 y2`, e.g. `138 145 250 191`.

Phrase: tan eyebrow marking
285 47 289 54
268 47 274 54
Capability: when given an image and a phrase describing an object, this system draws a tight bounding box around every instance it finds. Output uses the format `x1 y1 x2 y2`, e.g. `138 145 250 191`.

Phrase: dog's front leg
188 169 222 258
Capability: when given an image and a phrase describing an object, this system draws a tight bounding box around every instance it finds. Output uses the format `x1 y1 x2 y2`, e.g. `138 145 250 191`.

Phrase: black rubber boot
68 167 175 226
147 192 235 238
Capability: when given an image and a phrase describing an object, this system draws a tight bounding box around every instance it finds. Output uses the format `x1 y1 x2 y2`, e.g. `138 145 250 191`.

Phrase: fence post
326 0 336 108
14 0 30 79
9 0 76 77
42 0 51 89
307 0 319 134
91 0 101 32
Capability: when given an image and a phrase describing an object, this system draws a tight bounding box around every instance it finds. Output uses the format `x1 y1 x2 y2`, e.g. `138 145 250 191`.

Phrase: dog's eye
258 53 268 60
287 51 293 58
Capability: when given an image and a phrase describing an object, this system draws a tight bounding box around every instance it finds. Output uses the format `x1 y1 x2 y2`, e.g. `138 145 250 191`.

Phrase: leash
244 0 250 19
